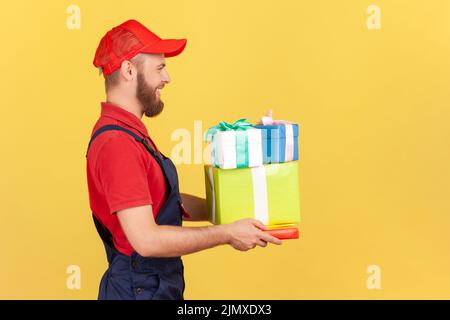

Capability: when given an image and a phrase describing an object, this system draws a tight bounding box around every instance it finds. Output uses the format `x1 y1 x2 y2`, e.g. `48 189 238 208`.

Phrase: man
86 19 281 300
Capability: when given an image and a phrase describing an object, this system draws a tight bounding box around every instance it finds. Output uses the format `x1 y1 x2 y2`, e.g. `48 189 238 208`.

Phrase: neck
106 90 143 119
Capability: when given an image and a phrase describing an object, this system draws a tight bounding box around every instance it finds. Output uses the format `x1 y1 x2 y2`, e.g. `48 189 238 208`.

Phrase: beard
136 72 164 118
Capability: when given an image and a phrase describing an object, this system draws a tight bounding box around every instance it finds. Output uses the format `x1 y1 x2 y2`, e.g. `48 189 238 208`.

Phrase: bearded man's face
136 72 165 118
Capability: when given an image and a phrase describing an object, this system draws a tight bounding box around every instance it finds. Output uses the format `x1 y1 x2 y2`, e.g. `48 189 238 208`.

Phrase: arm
117 204 282 257
180 193 208 221
93 138 280 256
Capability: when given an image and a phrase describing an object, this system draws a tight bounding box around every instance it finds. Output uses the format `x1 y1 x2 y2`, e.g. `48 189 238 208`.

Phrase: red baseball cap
93 19 187 77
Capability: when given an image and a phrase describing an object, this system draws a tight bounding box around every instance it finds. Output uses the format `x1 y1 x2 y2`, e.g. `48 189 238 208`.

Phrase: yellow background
1 0 450 299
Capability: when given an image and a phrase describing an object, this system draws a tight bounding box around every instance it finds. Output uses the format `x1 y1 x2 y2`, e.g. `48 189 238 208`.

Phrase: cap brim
141 38 187 58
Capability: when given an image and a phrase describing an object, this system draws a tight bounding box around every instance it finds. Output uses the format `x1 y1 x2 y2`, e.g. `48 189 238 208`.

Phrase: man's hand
223 218 282 251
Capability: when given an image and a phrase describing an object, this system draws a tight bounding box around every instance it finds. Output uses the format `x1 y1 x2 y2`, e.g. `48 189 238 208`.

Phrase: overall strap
86 124 161 160
87 124 160 254
92 214 115 252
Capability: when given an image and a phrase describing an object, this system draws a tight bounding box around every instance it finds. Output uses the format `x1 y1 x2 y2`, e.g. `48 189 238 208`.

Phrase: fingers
260 231 282 245
251 219 267 231
251 220 283 245
256 240 268 248
250 219 283 245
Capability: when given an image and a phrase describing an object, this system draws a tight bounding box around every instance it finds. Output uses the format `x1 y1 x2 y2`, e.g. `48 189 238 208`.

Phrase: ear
119 60 137 81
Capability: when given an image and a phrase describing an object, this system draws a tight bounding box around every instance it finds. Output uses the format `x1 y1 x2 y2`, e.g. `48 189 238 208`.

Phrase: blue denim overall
86 125 185 300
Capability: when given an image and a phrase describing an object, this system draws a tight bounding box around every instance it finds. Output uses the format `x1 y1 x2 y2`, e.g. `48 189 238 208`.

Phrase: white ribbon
284 124 294 162
216 131 236 169
214 129 262 169
251 166 269 225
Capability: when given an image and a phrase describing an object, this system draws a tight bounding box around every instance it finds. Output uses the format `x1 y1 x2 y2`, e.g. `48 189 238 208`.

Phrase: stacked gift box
204 110 301 239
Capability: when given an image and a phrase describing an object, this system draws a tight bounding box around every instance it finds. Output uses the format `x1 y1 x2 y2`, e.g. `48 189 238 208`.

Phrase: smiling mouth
156 86 164 97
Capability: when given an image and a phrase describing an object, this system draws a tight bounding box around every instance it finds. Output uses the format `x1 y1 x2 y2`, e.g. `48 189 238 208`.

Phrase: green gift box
204 161 301 225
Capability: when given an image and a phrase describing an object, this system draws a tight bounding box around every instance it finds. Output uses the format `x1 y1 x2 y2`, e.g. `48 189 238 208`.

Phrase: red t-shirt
86 102 181 256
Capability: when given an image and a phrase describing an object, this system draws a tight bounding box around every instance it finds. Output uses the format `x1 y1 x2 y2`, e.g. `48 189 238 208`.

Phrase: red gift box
265 226 299 240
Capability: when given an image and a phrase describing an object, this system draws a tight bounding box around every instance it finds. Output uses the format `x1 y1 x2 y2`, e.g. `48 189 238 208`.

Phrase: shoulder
92 133 149 179
97 131 141 154
88 122 146 165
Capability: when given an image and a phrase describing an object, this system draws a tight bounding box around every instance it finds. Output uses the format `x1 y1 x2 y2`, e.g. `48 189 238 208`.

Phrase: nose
162 69 171 84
